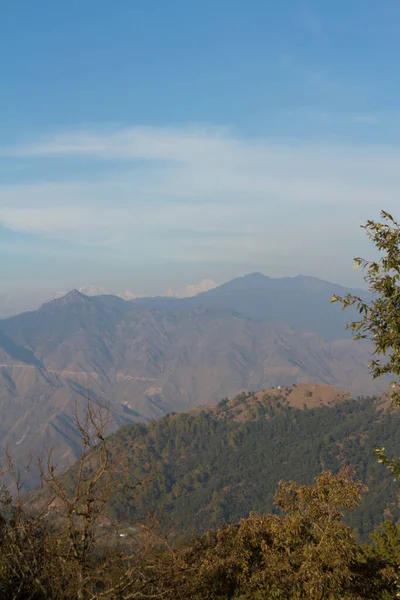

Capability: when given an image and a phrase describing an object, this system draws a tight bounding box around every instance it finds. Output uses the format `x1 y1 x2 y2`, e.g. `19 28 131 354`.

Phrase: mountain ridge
130 272 367 341
0 274 379 485
56 384 399 540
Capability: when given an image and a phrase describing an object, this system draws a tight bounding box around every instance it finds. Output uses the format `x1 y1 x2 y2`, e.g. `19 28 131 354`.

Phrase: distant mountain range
0 279 218 317
74 279 217 301
131 272 368 341
0 272 381 485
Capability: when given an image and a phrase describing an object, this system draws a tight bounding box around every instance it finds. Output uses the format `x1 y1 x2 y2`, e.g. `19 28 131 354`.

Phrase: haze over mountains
0 272 381 484
0 279 218 318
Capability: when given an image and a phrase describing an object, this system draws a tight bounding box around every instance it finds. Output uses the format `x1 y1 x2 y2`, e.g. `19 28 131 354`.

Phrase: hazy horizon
0 269 369 319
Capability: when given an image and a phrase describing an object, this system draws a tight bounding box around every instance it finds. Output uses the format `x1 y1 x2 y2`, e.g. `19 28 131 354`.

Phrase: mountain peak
243 272 265 278
204 272 270 294
39 289 91 312
241 272 269 282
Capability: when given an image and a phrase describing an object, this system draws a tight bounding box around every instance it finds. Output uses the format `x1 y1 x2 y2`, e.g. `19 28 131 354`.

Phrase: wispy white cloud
0 125 399 271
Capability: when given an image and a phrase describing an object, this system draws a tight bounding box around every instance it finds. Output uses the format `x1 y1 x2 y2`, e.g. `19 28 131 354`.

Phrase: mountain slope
70 385 400 540
132 273 367 341
0 276 382 482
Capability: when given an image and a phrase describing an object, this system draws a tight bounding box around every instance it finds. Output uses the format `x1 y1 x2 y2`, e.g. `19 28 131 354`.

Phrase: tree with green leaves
331 210 400 478
156 468 395 599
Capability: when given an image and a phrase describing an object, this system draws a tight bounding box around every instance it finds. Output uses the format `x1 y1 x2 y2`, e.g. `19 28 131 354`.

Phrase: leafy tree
157 468 396 599
331 210 400 477
368 520 400 567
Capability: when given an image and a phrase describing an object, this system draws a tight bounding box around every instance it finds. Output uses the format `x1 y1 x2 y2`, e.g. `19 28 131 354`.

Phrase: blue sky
1 0 400 299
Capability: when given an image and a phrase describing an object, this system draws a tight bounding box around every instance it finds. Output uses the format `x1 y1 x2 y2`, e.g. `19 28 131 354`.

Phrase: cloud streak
0 125 399 277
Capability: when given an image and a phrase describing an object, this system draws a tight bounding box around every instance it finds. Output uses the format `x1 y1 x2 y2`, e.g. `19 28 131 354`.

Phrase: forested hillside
68 385 400 540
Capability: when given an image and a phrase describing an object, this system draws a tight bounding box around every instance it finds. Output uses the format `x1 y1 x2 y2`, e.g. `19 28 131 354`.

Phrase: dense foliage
331 211 400 397
156 468 398 600
97 392 400 540
2 462 400 599
332 210 400 476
